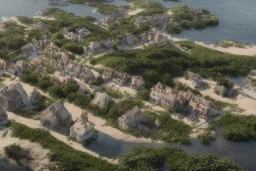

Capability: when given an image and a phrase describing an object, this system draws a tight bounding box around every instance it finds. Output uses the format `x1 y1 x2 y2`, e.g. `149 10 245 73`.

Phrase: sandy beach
195 41 256 56
127 8 143 16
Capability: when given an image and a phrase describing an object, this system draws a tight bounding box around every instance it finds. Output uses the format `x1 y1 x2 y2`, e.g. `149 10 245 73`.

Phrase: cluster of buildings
141 28 169 45
0 81 43 127
187 71 204 89
48 46 98 85
86 39 113 53
122 33 134 45
40 101 95 142
103 67 145 90
0 59 25 77
0 81 42 112
118 106 149 131
134 14 171 27
101 10 125 26
187 71 237 98
62 27 92 43
18 35 51 57
149 81 219 118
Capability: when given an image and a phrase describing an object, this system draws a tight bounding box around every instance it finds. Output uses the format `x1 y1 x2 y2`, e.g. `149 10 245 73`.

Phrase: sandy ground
32 16 55 20
127 8 143 16
1 78 159 161
1 78 117 163
195 41 256 56
176 77 256 115
102 81 137 96
2 16 30 28
5 111 117 164
64 102 157 144
167 10 173 16
0 129 50 171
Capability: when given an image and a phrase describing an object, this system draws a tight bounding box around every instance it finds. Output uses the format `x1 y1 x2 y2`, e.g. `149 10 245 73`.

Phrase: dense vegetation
138 2 167 16
69 0 85 4
93 42 256 88
153 112 192 144
167 5 219 34
88 3 119 15
197 126 216 145
0 22 27 61
39 8 109 53
217 77 234 89
11 122 245 171
216 113 256 141
108 16 150 46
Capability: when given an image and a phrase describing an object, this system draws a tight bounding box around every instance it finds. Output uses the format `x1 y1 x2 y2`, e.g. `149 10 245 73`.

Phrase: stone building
40 101 73 131
122 33 134 45
52 71 76 85
131 76 145 90
79 68 96 84
149 82 164 104
0 106 8 126
65 61 83 78
70 111 95 142
187 71 203 88
189 96 212 118
7 62 24 76
30 88 43 103
102 67 114 79
0 59 7 70
214 84 237 97
118 106 146 130
100 39 113 49
89 41 101 53
160 87 179 108
0 82 28 111
113 71 130 86
92 92 114 109
59 52 71 67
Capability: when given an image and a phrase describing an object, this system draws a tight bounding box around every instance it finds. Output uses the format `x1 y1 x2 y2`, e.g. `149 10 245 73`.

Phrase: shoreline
1 14 256 57
170 36 256 56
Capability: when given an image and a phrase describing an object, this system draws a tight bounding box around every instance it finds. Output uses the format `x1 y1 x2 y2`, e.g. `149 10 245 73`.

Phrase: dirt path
6 111 118 164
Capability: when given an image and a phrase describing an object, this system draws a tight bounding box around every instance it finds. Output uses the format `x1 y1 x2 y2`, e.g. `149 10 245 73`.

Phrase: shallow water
86 128 256 170
0 0 255 44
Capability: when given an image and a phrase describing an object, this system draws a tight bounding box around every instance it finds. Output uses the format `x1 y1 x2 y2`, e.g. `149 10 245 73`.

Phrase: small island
166 5 219 34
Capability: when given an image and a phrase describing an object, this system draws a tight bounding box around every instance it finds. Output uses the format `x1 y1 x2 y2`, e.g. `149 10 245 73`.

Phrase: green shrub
216 113 256 141
197 130 215 145
154 112 192 144
193 19 206 29
4 144 31 165
136 89 150 100
181 21 192 29
166 23 182 34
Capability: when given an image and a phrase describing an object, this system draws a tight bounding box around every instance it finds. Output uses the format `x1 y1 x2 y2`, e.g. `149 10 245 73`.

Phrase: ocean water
149 0 256 44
